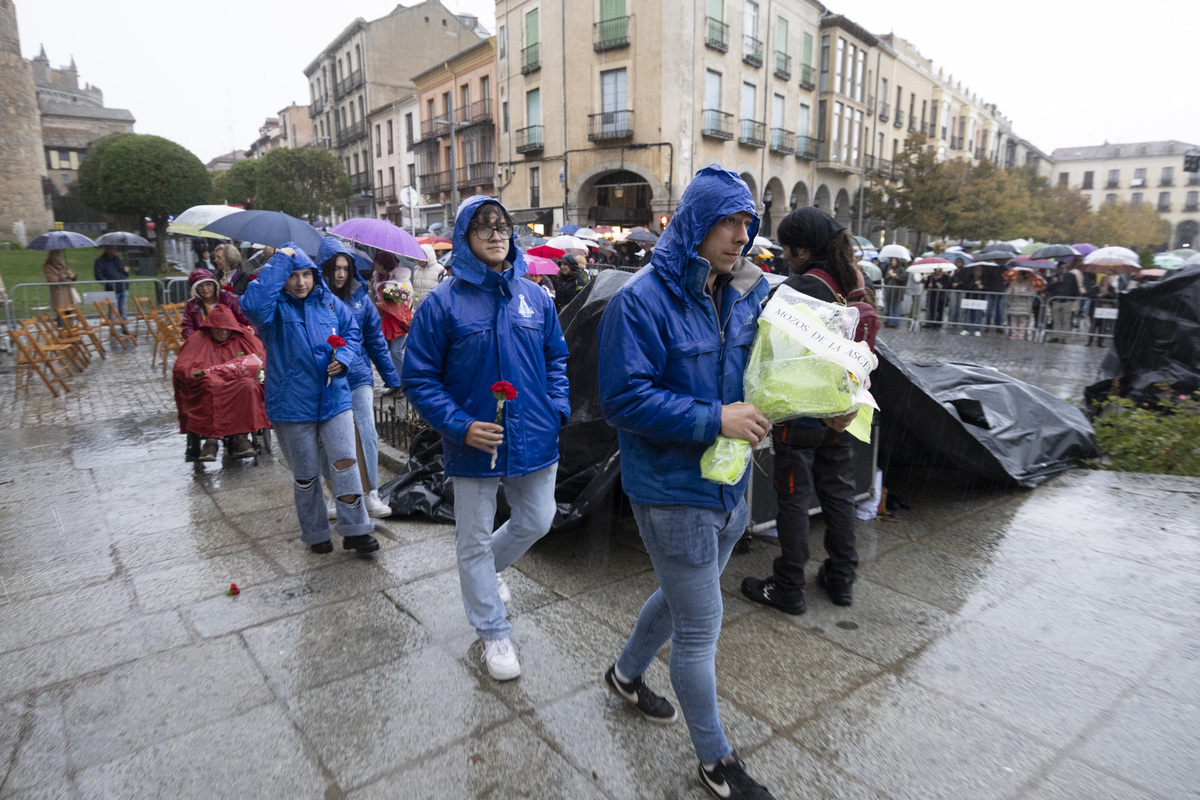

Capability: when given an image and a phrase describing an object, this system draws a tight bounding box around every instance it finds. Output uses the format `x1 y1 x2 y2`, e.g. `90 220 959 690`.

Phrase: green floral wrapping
700 286 879 485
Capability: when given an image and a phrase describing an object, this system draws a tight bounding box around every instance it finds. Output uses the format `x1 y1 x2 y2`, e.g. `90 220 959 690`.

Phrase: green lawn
0 248 183 320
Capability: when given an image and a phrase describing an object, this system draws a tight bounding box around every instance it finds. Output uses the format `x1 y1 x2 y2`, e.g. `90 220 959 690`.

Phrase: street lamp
432 103 470 226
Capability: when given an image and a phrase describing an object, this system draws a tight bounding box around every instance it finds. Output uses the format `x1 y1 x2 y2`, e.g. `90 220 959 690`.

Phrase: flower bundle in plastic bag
203 353 264 381
701 285 879 485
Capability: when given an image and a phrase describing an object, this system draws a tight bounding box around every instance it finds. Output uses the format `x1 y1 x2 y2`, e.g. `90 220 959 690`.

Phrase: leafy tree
1088 202 1171 249
79 134 211 270
76 133 135 212
252 147 351 221
211 158 260 207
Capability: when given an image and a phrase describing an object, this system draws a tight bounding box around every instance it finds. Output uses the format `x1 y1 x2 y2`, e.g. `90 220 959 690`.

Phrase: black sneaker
699 751 776 799
342 534 380 555
741 576 805 615
817 564 853 606
604 664 678 724
309 540 333 554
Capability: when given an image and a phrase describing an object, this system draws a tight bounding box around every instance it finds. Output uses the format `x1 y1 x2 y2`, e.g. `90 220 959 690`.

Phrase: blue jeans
388 334 406 378
450 463 558 640
320 385 379 491
616 499 749 764
112 290 128 323
274 410 374 545
985 294 1006 329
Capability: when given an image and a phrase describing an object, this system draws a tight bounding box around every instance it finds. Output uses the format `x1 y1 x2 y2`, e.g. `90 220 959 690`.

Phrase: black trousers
772 425 858 591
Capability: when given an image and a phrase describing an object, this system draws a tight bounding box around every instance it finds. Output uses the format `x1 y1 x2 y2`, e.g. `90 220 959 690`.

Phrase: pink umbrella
329 218 424 260
524 254 560 275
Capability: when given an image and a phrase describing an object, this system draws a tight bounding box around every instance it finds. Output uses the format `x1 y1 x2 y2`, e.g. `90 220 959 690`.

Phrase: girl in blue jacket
240 245 379 555
402 196 569 681
317 237 402 518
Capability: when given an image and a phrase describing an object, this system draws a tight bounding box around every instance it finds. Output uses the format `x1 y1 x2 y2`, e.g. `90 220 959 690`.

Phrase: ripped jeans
274 410 374 545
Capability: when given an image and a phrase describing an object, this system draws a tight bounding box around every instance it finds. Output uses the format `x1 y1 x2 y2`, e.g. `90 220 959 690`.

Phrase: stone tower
0 0 53 245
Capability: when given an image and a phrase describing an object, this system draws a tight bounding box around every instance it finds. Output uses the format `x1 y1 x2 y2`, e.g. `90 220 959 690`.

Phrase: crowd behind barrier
880 287 1120 344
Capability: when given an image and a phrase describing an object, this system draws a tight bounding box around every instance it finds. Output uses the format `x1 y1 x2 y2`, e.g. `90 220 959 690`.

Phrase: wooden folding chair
59 306 107 361
130 295 156 343
14 325 73 397
93 299 137 351
162 302 186 332
35 315 89 372
150 309 182 376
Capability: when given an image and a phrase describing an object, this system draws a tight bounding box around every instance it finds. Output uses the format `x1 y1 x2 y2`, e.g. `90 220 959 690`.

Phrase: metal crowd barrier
878 287 1118 342
3 278 171 333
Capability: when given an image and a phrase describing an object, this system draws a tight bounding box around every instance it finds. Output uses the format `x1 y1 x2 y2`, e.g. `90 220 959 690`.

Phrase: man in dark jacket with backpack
741 208 870 616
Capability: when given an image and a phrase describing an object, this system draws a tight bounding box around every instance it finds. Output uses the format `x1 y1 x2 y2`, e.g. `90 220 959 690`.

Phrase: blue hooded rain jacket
315 237 401 391
240 244 363 423
402 195 570 478
597 165 768 511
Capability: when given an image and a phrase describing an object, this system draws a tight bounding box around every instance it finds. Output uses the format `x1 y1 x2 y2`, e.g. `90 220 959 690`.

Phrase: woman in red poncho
173 304 270 463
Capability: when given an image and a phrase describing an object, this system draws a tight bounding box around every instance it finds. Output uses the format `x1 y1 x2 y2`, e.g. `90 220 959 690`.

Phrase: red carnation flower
226 583 240 596
327 334 347 349
490 381 517 401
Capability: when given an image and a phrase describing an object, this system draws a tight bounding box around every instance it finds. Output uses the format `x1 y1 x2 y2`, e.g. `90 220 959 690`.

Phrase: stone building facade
1049 141 1200 249
367 93 422 227
0 0 52 244
303 0 484 221
32 47 135 189
490 0 1044 243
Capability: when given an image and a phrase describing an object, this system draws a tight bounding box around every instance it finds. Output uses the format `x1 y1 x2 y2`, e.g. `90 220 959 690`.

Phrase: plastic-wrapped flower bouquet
700 284 879 484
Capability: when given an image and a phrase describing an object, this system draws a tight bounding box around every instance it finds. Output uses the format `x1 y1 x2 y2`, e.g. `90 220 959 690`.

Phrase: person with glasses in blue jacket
402 196 569 682
597 166 776 800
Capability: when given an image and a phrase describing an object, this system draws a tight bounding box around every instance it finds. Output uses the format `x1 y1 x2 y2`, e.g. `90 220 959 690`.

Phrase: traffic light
1184 150 1200 173
659 215 669 229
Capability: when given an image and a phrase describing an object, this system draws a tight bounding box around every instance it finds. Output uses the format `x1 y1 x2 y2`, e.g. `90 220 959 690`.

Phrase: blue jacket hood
651 165 759 302
450 195 528 295
316 236 357 270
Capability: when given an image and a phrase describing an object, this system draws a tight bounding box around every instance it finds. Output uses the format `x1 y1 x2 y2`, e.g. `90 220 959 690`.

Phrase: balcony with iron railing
466 98 493 125
594 16 630 50
794 136 818 160
310 96 325 117
701 109 734 140
1160 178 1174 187
334 70 364 101
418 170 451 194
774 51 791 80
799 64 815 90
738 119 766 147
921 122 931 137
377 184 397 203
349 174 373 195
876 158 895 179
769 128 796 154
338 121 368 147
459 162 496 187
878 101 889 122
1189 175 1200 186
974 146 986 160
705 17 728 51
950 135 963 150
521 42 540 74
907 117 917 133
588 109 634 141
743 34 763 67
863 95 875 114
515 124 544 153
893 109 903 129
1186 201 1199 212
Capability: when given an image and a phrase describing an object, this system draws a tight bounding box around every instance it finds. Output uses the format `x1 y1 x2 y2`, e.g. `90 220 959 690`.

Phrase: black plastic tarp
1085 265 1200 407
873 340 1097 487
380 270 633 527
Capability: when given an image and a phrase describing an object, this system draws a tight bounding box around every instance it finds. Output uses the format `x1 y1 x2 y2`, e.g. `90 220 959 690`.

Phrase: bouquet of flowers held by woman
194 353 264 381
701 284 879 485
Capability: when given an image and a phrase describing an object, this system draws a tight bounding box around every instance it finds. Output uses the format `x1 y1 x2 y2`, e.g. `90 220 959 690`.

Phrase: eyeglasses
471 226 512 240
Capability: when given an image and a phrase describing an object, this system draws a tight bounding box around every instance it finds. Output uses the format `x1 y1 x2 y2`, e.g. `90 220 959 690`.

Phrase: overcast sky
18 0 1198 165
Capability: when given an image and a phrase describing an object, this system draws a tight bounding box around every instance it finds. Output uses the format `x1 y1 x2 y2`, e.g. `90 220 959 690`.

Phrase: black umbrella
1030 244 1081 260
975 249 1016 262
95 231 152 247
987 242 1019 254
201 210 324 256
625 229 659 246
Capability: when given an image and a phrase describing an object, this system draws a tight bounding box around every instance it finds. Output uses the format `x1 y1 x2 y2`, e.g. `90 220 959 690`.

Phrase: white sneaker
496 572 512 605
366 489 392 518
960 330 969 335
326 494 337 520
481 637 521 680
974 331 981 337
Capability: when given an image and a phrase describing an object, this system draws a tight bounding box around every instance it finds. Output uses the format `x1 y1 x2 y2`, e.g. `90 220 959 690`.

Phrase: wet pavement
1 333 1197 799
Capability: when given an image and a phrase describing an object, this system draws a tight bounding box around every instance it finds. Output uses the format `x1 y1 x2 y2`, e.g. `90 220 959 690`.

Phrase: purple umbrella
1072 243 1098 257
329 218 424 260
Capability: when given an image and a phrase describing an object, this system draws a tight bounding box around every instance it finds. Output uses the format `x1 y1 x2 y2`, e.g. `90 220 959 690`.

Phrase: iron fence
374 392 429 453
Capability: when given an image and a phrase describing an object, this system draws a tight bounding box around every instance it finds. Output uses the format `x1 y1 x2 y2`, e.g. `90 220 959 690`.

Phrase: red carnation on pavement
490 381 517 401
226 583 240 596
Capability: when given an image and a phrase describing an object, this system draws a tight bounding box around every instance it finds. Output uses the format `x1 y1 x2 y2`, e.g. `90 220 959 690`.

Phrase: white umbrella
1083 246 1141 275
168 205 243 238
753 235 774 248
879 243 912 261
545 235 589 252
573 227 599 240
858 260 883 282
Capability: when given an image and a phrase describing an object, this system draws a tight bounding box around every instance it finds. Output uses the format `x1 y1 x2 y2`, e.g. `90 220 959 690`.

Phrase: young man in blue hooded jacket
402 196 569 681
597 166 776 799
240 245 379 556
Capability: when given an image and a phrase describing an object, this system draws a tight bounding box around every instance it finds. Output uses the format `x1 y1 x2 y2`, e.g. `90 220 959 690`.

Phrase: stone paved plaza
0 331 1196 799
